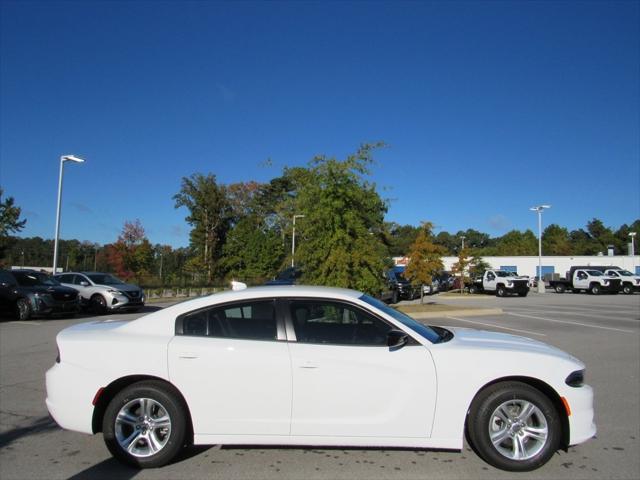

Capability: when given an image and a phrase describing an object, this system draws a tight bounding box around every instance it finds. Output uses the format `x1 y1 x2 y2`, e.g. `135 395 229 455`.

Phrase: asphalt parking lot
1 292 639 480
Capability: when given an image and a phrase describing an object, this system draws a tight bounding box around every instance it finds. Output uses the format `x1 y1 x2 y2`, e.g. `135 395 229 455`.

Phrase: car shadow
0 415 60 449
66 458 139 480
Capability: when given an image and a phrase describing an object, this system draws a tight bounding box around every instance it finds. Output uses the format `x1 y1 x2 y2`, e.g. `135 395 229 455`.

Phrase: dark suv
0 269 80 320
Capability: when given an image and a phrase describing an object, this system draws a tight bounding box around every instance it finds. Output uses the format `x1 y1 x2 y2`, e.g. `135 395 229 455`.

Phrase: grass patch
396 303 475 313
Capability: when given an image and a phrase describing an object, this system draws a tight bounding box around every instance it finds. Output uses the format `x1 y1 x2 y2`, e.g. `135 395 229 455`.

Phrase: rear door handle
299 361 319 369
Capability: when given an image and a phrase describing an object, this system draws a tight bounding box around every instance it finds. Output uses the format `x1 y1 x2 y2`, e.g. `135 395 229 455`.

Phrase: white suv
54 272 145 313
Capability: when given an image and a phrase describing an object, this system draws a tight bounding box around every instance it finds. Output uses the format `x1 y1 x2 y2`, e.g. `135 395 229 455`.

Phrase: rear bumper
46 362 101 434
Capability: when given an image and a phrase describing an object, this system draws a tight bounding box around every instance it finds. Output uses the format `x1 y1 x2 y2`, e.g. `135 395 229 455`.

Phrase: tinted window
12 271 60 286
0 271 16 285
73 275 89 285
290 300 392 346
181 300 277 341
57 274 74 283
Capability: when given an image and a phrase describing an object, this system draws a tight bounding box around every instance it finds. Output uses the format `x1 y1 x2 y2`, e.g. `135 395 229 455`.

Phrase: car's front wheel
91 294 108 314
468 381 561 471
103 381 187 468
622 284 633 295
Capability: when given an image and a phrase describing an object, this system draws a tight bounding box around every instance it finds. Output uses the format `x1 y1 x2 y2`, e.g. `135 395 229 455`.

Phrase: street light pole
530 205 551 293
53 155 85 273
291 214 305 268
630 232 637 256
460 235 466 252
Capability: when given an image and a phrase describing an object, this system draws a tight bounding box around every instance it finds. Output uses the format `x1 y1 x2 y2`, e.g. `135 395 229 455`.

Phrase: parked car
54 272 145 313
468 270 530 297
46 285 595 471
0 269 80 320
548 267 621 295
381 269 416 303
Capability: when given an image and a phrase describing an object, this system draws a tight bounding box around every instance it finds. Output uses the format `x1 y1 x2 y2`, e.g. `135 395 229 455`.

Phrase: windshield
12 271 61 287
616 270 633 276
359 294 441 343
586 270 603 276
87 274 124 285
495 271 511 277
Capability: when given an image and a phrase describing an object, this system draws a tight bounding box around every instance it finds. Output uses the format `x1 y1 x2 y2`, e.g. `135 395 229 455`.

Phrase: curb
407 308 503 319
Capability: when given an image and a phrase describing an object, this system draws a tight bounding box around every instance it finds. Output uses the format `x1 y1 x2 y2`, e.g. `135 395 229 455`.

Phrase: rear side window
179 300 277 341
290 300 392 346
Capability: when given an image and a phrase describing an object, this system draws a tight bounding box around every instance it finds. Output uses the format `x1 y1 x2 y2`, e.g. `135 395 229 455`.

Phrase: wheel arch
91 374 194 442
465 376 570 450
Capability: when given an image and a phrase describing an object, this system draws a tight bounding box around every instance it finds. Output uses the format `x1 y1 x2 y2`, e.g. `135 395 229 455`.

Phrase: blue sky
1 0 638 248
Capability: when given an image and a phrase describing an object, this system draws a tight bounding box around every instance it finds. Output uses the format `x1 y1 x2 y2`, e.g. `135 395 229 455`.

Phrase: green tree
174 173 232 282
294 143 388 294
0 188 27 264
492 229 537 255
385 222 420 257
405 222 446 302
469 253 492 278
542 224 572 255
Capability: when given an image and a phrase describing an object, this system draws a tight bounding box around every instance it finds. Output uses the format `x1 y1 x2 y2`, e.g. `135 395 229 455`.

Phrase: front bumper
505 282 530 294
565 384 597 446
106 292 145 311
31 297 80 317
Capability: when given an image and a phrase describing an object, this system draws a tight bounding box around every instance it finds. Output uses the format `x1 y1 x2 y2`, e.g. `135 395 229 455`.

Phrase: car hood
19 285 78 295
446 327 580 363
96 283 141 292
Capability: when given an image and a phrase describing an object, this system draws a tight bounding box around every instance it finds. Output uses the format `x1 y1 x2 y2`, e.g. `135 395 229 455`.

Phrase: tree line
1 148 638 293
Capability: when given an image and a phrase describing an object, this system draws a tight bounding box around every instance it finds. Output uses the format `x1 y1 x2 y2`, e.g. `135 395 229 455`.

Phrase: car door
286 298 437 438
574 270 589 289
167 299 292 436
484 271 497 290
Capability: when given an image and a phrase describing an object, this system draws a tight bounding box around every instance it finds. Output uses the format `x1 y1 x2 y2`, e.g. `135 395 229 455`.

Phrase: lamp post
530 205 551 293
53 155 85 273
460 235 466 252
291 214 305 268
630 232 637 256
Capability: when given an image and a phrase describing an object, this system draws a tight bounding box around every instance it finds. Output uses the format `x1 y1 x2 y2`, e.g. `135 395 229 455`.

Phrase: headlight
565 369 585 387
603 281 609 286
507 281 513 286
107 288 124 295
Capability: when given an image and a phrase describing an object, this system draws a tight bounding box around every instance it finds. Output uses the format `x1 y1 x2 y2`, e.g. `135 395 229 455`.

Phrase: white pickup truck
602 268 640 294
548 267 621 294
468 270 530 297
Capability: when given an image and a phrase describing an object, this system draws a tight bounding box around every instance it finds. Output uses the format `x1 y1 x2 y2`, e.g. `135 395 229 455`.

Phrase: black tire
16 298 31 320
468 381 561 472
391 290 399 304
496 285 506 297
589 284 601 295
554 284 566 294
622 283 633 295
518 292 528 297
103 380 187 468
469 285 478 294
91 294 108 314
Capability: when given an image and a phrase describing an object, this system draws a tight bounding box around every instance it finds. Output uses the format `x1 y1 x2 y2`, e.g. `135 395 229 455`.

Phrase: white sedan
45 285 595 471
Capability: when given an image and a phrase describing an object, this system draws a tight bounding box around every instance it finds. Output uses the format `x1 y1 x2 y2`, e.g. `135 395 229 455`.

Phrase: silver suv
54 272 145 313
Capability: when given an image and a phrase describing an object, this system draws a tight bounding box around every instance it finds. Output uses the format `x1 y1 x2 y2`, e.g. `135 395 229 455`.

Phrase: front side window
290 300 392 346
73 275 89 285
180 300 277 341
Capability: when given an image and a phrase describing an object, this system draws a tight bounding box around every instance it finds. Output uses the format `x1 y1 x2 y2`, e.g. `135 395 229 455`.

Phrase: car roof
122 285 365 334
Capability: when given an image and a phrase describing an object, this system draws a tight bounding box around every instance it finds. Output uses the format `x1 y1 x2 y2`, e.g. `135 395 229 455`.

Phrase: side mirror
80 281 89 286
387 330 409 350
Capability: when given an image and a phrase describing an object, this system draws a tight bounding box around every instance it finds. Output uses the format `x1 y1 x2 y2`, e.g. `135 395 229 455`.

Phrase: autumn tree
405 222 446 302
451 247 472 294
105 220 153 281
294 143 388 294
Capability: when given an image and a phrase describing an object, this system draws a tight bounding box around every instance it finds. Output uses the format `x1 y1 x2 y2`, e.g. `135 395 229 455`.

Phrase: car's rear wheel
468 381 561 471
16 298 31 320
555 284 566 294
103 381 187 468
91 294 108 314
469 285 478 294
518 292 528 297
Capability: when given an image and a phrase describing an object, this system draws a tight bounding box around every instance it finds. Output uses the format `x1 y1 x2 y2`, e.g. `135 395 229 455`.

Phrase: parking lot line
7 321 43 326
445 316 547 337
506 312 637 333
509 308 640 322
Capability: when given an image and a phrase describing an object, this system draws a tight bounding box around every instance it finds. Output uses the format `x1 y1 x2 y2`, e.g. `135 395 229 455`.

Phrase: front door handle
178 353 198 359
299 361 318 369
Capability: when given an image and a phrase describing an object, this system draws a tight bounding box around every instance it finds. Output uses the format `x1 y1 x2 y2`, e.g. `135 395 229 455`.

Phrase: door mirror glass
387 330 409 350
